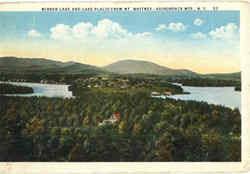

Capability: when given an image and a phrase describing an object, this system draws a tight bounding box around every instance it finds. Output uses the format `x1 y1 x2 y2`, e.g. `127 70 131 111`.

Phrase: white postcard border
0 1 249 173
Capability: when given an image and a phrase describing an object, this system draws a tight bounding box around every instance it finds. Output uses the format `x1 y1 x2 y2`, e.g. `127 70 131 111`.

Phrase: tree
23 116 49 161
201 130 225 161
0 107 30 161
225 136 241 161
68 144 83 161
83 115 89 126
155 132 175 161
133 123 142 134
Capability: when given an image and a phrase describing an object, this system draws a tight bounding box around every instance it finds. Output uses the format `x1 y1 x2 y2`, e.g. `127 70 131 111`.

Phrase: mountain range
0 57 240 79
0 57 105 74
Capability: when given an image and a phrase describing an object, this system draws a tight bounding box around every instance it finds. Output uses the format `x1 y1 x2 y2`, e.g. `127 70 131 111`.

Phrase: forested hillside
0 83 34 94
0 57 241 162
0 57 106 74
0 89 241 161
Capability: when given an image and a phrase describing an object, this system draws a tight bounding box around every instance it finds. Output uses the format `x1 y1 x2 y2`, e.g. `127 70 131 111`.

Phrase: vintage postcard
0 1 249 173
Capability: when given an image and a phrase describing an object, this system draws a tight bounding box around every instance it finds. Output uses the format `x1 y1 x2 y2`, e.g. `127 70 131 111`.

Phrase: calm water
166 83 241 111
0 82 73 98
1 82 241 111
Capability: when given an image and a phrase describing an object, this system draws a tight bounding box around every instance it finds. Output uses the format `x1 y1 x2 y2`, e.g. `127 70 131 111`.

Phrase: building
99 113 120 126
151 91 160 96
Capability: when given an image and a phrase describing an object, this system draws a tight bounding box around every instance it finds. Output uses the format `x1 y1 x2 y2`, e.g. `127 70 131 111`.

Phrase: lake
0 81 73 98
1 81 241 111
166 83 241 111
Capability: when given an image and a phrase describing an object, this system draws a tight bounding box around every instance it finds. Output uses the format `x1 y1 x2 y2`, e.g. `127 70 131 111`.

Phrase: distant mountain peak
103 59 198 77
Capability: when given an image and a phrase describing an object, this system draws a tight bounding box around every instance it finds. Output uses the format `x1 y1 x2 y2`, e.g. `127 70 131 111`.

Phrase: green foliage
0 83 33 94
0 86 241 161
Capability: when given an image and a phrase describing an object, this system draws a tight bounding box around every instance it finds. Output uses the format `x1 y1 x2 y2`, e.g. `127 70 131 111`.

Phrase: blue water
0 82 73 98
1 82 241 111
155 83 241 111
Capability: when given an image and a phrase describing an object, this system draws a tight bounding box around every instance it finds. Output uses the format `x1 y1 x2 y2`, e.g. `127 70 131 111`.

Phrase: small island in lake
0 83 33 94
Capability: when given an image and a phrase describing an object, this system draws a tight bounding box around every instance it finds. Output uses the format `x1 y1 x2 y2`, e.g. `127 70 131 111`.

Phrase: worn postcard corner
0 0 249 174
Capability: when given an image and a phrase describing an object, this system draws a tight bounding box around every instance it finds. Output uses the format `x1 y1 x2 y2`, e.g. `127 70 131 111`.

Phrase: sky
0 11 240 74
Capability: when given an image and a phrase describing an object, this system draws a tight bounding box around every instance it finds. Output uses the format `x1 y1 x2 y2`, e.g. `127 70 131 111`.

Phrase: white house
99 114 120 126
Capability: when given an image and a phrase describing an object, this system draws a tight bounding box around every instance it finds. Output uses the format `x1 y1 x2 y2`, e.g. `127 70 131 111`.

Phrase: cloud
134 32 152 38
155 22 187 32
92 19 130 39
191 23 239 42
191 32 207 39
209 23 239 40
193 18 204 26
50 24 72 41
50 19 151 41
168 23 187 32
155 24 168 31
28 29 41 37
72 22 93 39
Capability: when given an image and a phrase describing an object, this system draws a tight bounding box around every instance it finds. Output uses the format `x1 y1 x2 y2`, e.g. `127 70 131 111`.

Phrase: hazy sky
0 11 240 74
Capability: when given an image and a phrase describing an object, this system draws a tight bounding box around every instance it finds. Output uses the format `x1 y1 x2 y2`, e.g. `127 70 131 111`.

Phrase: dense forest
0 83 33 94
0 87 241 161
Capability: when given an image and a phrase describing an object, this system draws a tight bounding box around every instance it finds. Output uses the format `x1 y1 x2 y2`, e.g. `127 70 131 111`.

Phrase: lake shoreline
0 81 241 112
0 81 73 98
167 83 241 112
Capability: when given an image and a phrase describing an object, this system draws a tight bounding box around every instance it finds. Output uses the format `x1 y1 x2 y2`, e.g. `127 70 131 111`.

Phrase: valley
0 56 241 162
